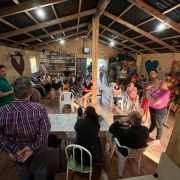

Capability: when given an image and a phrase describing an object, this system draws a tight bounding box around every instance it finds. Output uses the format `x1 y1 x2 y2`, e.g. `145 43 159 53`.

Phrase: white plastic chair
65 144 93 180
59 92 74 113
124 92 139 111
110 96 124 110
114 138 147 176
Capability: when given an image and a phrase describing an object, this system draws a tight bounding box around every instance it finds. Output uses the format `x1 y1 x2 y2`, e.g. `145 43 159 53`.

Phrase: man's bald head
127 111 142 126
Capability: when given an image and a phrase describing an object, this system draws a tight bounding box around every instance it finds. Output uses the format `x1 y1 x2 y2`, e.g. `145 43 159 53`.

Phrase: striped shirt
0 100 51 155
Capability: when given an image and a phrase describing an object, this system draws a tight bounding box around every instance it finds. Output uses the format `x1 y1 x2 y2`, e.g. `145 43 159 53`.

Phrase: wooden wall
0 46 40 84
136 53 180 79
44 39 119 60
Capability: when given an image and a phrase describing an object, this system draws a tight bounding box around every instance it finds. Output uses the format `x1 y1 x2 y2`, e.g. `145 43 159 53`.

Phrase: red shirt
131 77 138 84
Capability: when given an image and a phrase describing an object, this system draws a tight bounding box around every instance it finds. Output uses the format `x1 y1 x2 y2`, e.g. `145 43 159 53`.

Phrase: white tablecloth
49 114 112 155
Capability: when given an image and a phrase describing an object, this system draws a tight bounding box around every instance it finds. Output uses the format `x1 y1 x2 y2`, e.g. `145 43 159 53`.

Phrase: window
29 56 38 73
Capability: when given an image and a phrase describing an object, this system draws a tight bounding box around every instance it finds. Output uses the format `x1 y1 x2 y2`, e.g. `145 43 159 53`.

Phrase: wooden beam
99 34 143 54
86 0 111 38
103 11 179 53
128 0 180 34
35 34 84 50
11 23 88 46
101 4 133 35
100 24 158 53
122 3 180 36
51 4 65 36
0 9 96 39
77 0 83 32
13 0 53 40
92 18 99 104
29 30 86 49
0 0 68 18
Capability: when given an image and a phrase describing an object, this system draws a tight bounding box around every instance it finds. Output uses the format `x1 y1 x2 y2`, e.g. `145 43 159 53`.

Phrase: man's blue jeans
16 141 48 180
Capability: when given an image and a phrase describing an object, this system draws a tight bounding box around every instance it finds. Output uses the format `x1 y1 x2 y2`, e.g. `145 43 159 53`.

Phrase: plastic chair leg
66 166 69 180
71 103 74 112
89 169 92 180
118 153 126 176
60 104 62 113
138 155 141 174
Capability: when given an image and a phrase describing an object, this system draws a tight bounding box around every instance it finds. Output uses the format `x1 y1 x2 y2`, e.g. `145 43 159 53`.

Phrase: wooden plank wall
44 39 119 60
0 46 40 84
137 53 180 78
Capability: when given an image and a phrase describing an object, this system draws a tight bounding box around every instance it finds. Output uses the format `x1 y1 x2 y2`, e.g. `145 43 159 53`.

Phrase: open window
29 56 38 73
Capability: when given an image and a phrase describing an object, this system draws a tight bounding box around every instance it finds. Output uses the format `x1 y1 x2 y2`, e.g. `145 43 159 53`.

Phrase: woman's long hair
84 106 99 125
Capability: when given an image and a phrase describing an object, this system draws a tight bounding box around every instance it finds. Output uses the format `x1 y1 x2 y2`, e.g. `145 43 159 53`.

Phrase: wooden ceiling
0 0 180 54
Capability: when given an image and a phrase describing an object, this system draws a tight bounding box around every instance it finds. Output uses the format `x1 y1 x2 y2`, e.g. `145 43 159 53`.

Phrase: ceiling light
76 38 79 40
37 8 45 17
110 42 114 46
60 40 65 44
157 23 166 31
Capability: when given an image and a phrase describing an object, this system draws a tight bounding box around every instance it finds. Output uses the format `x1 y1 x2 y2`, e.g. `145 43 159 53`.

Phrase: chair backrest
109 82 116 89
114 138 147 158
127 147 147 158
65 144 92 173
60 92 74 101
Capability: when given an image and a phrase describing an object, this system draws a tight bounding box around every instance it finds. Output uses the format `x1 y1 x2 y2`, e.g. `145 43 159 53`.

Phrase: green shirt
0 78 14 107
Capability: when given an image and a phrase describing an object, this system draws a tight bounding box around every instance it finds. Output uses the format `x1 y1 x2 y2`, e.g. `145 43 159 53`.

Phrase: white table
49 114 112 155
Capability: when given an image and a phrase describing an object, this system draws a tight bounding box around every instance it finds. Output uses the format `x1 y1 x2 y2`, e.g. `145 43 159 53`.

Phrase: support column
92 18 99 104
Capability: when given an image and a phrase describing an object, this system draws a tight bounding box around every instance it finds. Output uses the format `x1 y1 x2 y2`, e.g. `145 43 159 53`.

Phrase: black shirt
63 70 71 77
83 82 93 90
109 121 149 156
52 81 62 90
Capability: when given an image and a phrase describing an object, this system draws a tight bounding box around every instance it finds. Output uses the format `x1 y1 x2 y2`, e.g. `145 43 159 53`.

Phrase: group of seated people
30 69 94 108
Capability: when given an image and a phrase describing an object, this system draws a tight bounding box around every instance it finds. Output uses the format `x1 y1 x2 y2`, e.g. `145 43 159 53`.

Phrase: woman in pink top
127 83 138 110
146 80 170 145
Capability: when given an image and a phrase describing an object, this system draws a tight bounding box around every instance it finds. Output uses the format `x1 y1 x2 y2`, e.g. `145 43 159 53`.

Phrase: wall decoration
10 51 25 76
145 60 159 75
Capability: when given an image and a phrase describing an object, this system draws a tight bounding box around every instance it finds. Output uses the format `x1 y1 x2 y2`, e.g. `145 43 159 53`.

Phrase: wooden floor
0 95 175 180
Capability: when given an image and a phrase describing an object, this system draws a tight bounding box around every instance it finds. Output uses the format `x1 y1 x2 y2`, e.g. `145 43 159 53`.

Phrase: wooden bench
121 152 180 180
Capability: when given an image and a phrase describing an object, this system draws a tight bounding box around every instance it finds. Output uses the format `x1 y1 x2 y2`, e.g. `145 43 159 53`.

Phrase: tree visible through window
29 56 38 73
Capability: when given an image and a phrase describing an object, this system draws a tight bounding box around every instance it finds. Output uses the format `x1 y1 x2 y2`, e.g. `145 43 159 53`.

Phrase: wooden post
92 18 99 104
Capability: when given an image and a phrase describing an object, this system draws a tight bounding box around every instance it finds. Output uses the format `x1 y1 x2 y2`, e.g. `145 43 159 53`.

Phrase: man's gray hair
130 111 142 125
13 77 32 99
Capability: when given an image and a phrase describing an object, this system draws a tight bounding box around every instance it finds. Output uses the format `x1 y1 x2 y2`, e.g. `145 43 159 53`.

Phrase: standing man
0 77 51 180
119 66 127 88
0 65 14 107
99 65 104 84
87 62 92 72
63 67 71 83
141 70 159 126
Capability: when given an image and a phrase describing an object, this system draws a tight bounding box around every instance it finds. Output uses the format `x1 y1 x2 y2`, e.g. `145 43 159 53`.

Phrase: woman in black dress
68 75 82 98
74 106 103 166
79 78 93 108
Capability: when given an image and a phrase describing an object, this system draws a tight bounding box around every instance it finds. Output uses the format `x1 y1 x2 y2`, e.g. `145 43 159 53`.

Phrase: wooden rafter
29 30 87 49
0 9 96 39
101 4 133 35
99 34 143 54
128 0 180 34
51 4 65 36
103 11 179 53
122 2 180 37
11 23 89 46
35 34 85 50
100 24 157 53
0 0 68 17
77 0 83 32
13 0 53 41
86 0 111 38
